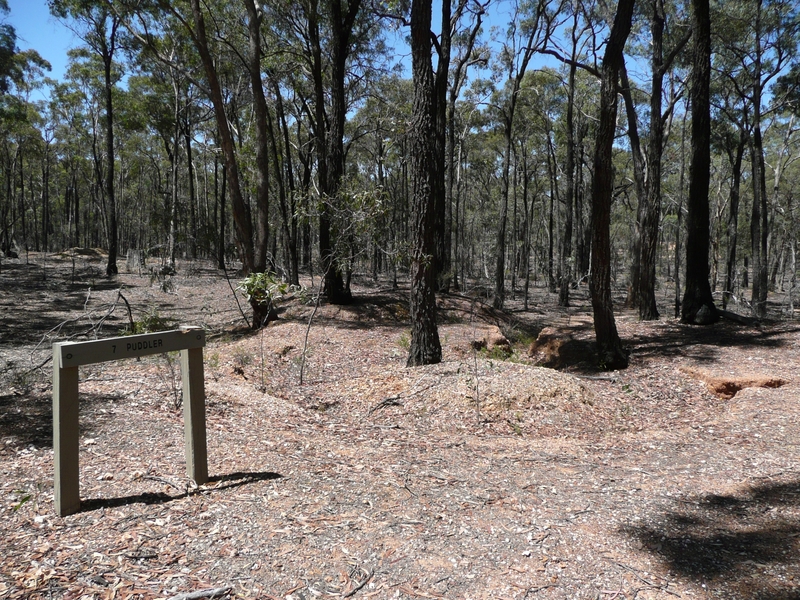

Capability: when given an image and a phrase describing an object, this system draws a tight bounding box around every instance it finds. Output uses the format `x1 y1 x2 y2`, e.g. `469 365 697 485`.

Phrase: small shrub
126 309 171 335
398 331 411 350
233 346 253 369
237 272 302 312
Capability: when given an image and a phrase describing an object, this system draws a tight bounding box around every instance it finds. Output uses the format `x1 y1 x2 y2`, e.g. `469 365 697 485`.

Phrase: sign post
53 326 207 516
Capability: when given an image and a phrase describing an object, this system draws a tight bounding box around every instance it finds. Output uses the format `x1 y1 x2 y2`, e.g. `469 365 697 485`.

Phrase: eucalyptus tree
444 2 489 291
622 0 691 320
509 68 564 293
490 0 551 310
125 44 191 268
265 0 388 302
0 23 51 257
119 0 257 274
347 74 413 280
681 0 718 324
48 80 91 249
55 50 118 252
712 0 800 317
590 0 635 369
507 68 561 304
50 0 124 276
425 0 490 293
407 0 442 366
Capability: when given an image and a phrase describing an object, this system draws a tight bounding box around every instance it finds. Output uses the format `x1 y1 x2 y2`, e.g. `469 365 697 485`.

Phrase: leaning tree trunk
681 0 718 324
589 0 634 371
407 0 442 367
188 0 254 273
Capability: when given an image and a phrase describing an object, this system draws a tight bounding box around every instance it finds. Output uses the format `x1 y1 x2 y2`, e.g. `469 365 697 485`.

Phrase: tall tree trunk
167 81 180 269
103 22 118 276
446 9 483 293
185 0 255 273
590 0 635 370
432 0 451 291
244 0 270 276
184 123 197 259
621 62 648 310
559 14 578 307
407 0 442 367
723 129 746 308
270 71 300 285
316 0 361 304
218 156 227 270
681 0 718 324
493 8 543 309
636 0 667 321
749 0 769 318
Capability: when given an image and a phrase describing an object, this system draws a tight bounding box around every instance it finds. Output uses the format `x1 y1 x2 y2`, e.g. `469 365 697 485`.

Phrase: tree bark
558 10 578 307
244 0 270 275
590 0 635 370
103 16 119 276
407 0 442 367
681 0 718 324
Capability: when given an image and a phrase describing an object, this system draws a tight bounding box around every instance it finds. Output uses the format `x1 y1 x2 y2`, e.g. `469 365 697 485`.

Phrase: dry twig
166 586 232 600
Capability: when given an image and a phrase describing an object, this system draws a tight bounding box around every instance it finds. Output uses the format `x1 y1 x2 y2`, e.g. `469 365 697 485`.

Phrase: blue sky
7 0 75 83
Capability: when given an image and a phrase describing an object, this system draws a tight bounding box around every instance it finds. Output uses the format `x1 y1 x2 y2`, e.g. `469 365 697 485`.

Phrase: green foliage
481 345 514 361
126 308 171 334
12 490 31 512
397 330 411 350
237 271 302 308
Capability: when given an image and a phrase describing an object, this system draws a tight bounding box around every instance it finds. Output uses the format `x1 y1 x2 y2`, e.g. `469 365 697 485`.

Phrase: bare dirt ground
2 252 800 600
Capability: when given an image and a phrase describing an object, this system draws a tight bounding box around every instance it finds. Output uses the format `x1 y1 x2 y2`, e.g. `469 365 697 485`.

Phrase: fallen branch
718 308 759 326
609 560 680 597
166 586 232 600
143 475 186 493
368 396 402 415
221 264 250 329
342 567 373 597
523 584 558 597
575 374 618 382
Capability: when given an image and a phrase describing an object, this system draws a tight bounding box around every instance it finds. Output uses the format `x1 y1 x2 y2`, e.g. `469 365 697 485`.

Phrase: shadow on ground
0 391 122 448
529 318 799 373
626 319 799 364
80 471 282 512
622 479 800 599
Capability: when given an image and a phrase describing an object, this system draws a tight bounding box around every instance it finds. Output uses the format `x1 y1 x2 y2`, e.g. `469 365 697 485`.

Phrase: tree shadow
0 390 121 449
0 261 136 348
79 471 283 512
624 319 799 364
533 318 799 373
621 479 800 599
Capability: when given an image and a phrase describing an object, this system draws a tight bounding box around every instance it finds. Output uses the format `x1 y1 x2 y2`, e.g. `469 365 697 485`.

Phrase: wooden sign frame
52 326 208 516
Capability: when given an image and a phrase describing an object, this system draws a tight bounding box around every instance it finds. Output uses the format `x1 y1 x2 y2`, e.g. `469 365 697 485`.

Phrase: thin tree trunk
723 129 746 308
590 0 634 370
103 21 119 276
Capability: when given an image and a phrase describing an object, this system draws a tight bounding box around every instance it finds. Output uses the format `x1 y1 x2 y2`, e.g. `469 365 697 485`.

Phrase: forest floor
2 250 800 600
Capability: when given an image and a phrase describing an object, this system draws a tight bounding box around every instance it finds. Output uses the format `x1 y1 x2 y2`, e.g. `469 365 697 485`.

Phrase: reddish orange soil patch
682 366 788 399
